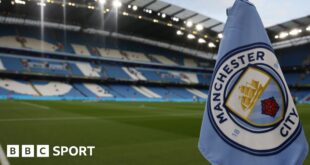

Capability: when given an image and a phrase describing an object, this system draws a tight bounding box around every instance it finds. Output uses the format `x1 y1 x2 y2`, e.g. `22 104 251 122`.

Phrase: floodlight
195 24 203 31
198 38 206 44
176 30 184 36
279 32 289 39
15 0 26 5
132 5 138 11
208 42 216 48
98 0 106 5
218 33 223 39
289 29 302 36
186 21 193 27
187 34 195 39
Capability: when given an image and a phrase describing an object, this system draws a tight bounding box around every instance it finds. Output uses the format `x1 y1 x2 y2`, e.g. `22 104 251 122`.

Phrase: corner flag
198 0 308 164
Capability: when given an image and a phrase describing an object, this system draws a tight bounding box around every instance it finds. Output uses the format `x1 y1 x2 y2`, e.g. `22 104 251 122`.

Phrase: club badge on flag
198 0 308 164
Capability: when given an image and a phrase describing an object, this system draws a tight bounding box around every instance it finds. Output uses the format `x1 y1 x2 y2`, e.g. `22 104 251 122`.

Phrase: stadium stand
0 59 4 70
151 54 178 65
0 79 39 96
186 88 208 99
75 62 101 78
0 18 308 102
97 48 127 60
184 58 198 68
71 44 91 56
132 86 162 98
82 83 113 98
276 43 310 67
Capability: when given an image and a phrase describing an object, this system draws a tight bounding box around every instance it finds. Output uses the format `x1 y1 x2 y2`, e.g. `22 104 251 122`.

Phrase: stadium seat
83 83 113 98
0 59 5 71
184 58 198 67
32 81 81 97
75 62 101 78
71 44 91 56
151 54 178 65
0 78 39 96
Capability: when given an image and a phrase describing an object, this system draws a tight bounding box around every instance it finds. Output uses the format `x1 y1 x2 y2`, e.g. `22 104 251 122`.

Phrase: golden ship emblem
239 79 265 112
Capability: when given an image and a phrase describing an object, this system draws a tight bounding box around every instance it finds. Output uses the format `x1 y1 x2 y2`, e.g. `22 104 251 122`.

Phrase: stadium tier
0 1 310 164
0 78 208 101
0 24 213 101
0 24 213 68
0 54 211 84
0 24 309 102
276 43 310 67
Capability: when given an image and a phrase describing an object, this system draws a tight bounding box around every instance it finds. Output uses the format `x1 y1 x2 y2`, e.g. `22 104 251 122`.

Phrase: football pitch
0 100 309 165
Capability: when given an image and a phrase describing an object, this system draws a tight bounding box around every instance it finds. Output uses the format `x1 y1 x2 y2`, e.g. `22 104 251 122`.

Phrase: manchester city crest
208 43 301 155
225 66 285 128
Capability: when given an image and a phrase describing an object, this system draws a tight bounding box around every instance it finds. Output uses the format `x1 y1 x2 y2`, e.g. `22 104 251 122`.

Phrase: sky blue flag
198 0 308 164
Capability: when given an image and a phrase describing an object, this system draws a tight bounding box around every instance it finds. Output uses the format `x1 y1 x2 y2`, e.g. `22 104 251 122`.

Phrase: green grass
0 100 309 165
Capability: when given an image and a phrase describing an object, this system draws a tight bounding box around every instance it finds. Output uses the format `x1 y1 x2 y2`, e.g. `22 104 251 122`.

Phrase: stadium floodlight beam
289 28 302 36
279 32 289 39
112 0 122 8
176 30 184 36
198 38 206 44
187 34 195 39
161 13 166 18
37 2 46 6
208 42 216 48
186 21 193 28
98 0 106 5
195 24 203 31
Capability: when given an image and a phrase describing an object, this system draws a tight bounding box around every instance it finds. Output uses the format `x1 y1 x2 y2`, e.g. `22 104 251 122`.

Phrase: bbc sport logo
6 145 95 158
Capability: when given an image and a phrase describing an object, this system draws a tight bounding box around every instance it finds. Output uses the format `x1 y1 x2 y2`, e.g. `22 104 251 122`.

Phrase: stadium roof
1 0 308 56
163 0 310 27
267 15 310 43
0 0 224 56
123 0 224 33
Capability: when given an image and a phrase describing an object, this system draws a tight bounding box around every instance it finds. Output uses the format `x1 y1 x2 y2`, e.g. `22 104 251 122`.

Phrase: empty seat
71 44 91 56
75 62 100 77
33 81 74 96
0 79 38 96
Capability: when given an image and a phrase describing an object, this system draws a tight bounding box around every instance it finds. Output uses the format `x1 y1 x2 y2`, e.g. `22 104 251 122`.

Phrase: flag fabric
198 0 308 164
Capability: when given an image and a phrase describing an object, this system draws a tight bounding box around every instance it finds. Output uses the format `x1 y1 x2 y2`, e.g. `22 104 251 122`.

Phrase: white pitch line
0 113 201 123
0 117 96 122
20 101 50 110
0 145 10 165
